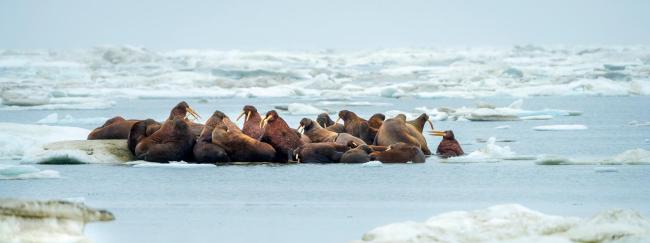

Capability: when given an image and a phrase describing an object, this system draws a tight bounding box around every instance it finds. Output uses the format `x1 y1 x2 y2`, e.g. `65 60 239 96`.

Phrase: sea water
0 96 649 242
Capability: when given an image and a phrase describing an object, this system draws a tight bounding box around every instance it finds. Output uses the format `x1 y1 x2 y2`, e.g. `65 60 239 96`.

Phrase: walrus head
336 110 361 125
169 101 201 121
430 130 455 139
204 110 228 127
368 113 385 129
297 118 320 134
237 105 258 122
316 113 335 127
260 110 280 130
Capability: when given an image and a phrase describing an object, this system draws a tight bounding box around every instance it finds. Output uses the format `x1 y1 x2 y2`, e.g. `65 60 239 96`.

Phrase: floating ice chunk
602 148 650 164
286 103 326 115
356 204 650 243
0 199 114 242
24 140 134 164
494 125 511 129
629 120 650 127
535 155 577 165
127 161 217 168
362 161 383 167
0 90 50 106
444 137 532 163
0 164 60 180
465 108 520 121
533 124 588 131
520 115 553 120
0 123 89 161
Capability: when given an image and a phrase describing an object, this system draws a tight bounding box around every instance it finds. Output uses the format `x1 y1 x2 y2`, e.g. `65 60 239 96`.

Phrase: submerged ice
1 45 650 109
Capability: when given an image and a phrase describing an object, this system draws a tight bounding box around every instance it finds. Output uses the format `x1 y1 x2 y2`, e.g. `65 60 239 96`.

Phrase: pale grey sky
1 0 649 50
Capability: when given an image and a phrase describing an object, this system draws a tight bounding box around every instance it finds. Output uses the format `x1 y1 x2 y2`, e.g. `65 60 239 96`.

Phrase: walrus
87 116 139 140
340 144 373 163
317 113 345 133
192 111 233 163
369 142 426 163
407 113 434 133
430 130 464 158
292 142 349 163
297 118 366 146
260 110 304 162
165 101 203 137
129 101 201 162
374 114 432 155
236 105 263 139
211 125 276 162
133 117 196 162
337 110 374 144
126 119 161 154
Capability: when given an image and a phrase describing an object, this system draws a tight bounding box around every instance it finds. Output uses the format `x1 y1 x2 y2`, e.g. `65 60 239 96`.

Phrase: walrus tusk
331 117 341 127
427 119 434 130
429 131 446 136
236 111 246 121
297 125 304 134
186 106 201 120
260 116 270 129
246 111 251 122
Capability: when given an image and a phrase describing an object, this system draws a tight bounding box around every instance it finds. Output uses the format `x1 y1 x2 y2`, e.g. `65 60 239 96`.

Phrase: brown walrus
369 142 426 163
87 116 139 140
127 119 161 154
407 113 434 133
297 118 366 146
340 144 373 163
374 114 432 155
211 125 276 162
337 110 374 144
260 110 304 162
133 117 196 162
430 130 464 158
317 113 345 133
129 101 201 162
192 111 233 163
236 105 263 139
292 142 349 163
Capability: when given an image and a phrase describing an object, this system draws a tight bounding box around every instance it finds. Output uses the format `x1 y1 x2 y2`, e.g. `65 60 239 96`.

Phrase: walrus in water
292 142 349 163
297 118 366 146
192 111 233 163
369 142 426 163
317 113 345 133
336 110 374 144
260 110 304 162
407 113 434 133
236 105 263 139
211 125 276 162
88 116 140 140
129 101 200 162
430 130 464 158
340 144 373 163
374 114 432 155
133 117 196 162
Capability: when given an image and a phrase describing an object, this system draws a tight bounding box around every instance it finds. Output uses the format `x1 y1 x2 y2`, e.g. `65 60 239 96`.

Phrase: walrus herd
87 101 464 164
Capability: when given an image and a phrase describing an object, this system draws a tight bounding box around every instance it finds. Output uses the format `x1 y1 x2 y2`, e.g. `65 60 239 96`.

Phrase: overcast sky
1 0 649 50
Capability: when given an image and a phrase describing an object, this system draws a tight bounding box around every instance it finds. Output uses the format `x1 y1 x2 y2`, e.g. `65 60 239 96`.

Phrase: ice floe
533 124 589 131
0 164 60 180
23 140 134 164
0 123 89 161
442 137 534 163
286 103 327 115
126 161 217 168
0 199 114 242
356 204 650 243
413 99 581 122
362 161 383 167
536 148 650 165
1 46 649 109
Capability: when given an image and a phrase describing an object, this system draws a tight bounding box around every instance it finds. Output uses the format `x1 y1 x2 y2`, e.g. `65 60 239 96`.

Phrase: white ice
0 123 89 161
442 137 534 163
0 164 60 180
357 204 650 243
533 124 589 131
126 161 217 168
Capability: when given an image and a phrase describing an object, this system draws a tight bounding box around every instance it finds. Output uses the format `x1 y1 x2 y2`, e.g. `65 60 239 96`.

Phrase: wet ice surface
1 96 650 242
